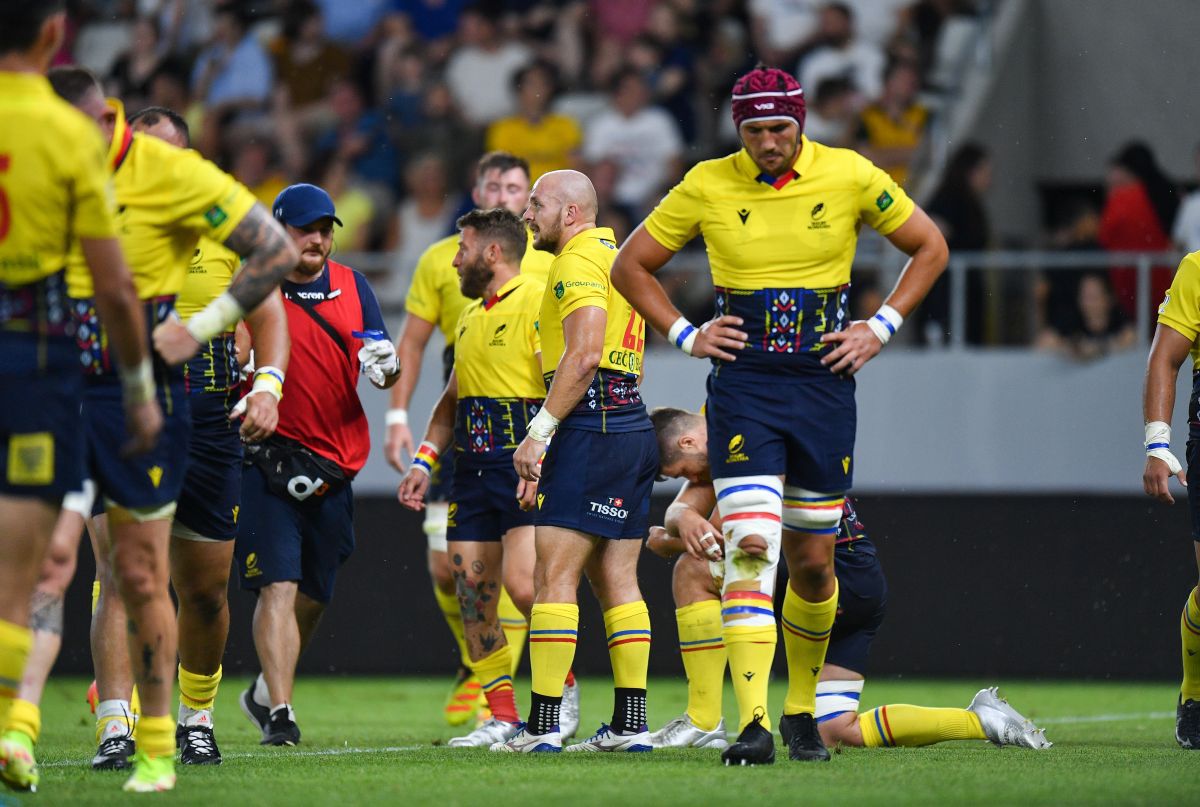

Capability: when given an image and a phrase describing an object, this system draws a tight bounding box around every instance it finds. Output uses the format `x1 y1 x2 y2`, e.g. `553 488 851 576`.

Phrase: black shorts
84 375 191 510
175 389 242 540
825 537 888 674
0 368 85 502
447 460 533 542
534 425 658 540
234 463 355 603
706 366 856 492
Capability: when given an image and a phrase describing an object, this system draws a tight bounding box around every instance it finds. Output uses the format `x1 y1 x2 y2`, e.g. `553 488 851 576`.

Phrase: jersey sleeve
855 153 915 236
404 245 442 325
1158 253 1200 341
168 146 259 243
68 121 118 239
554 254 609 318
353 270 391 340
643 167 704 252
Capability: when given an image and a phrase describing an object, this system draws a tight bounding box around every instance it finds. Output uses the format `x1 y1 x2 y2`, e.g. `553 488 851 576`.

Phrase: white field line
38 711 1177 769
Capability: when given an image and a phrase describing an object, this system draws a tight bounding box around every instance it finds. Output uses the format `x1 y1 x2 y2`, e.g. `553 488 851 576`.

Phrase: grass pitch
12 676 1190 805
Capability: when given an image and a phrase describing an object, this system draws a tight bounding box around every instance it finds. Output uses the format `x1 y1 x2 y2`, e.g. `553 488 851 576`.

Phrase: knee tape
424 501 449 552
815 678 864 721
714 476 781 594
781 486 845 534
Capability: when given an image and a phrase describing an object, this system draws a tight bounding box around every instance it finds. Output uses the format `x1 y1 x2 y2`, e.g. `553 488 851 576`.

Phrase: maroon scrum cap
731 65 806 133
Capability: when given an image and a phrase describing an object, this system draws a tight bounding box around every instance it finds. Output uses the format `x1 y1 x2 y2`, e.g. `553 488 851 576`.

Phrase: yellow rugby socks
676 601 726 732
179 664 222 712
781 582 838 716
527 603 578 735
859 705 984 747
604 602 651 734
473 645 519 724
6 698 40 744
724 623 776 731
0 619 31 731
434 584 470 668
498 588 529 676
134 714 175 759
1181 588 1200 702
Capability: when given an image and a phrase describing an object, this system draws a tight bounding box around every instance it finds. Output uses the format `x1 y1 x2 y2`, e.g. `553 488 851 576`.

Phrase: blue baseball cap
272 183 343 228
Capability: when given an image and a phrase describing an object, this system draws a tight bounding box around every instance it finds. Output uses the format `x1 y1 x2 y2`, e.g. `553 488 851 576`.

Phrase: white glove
358 339 399 386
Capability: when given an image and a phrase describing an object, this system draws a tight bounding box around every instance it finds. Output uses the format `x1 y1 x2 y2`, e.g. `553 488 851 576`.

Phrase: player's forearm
222 204 300 313
390 341 424 408
82 237 151 371
881 209 950 318
244 290 290 373
1144 353 1181 423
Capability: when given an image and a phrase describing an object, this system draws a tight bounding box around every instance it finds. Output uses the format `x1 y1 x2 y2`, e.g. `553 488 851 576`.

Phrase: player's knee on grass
673 552 720 605
818 711 864 748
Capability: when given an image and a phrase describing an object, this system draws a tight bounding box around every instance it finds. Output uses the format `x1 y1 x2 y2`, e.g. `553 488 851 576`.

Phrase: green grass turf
9 676 1190 806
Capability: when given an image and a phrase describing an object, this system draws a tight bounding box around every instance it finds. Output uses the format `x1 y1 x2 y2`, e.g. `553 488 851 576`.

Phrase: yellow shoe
444 667 482 727
121 750 176 793
0 731 38 792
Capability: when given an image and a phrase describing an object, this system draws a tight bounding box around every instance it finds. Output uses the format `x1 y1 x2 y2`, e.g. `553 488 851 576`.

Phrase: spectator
856 60 927 186
385 153 461 300
922 142 991 344
444 6 532 127
843 0 914 50
485 60 582 181
804 76 856 146
396 0 468 43
270 1 350 124
1098 141 1178 319
583 67 684 218
1039 199 1103 342
394 82 483 190
107 16 172 112
314 79 400 198
229 139 290 209
748 0 823 68
629 5 698 142
797 2 885 103
190 3 273 112
379 43 428 129
312 0 392 47
1172 143 1200 254
1035 273 1135 361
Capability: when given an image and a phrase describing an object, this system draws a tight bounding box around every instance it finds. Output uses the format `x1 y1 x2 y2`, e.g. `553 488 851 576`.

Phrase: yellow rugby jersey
452 273 545 462
176 238 240 319
0 72 116 287
66 101 257 300
485 114 583 181
1158 252 1200 369
643 136 914 290
406 230 554 343
857 103 928 186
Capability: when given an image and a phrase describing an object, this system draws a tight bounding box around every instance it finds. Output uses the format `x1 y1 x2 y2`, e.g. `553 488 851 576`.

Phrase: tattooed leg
449 543 506 662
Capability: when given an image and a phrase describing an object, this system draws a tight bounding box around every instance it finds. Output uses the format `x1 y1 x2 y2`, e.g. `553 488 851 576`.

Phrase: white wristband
865 304 903 345
527 406 560 442
119 357 155 405
186 291 245 344
667 316 699 355
385 408 408 426
1145 420 1183 474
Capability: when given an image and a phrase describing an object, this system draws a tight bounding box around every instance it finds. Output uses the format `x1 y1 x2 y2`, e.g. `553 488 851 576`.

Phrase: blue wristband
673 324 697 349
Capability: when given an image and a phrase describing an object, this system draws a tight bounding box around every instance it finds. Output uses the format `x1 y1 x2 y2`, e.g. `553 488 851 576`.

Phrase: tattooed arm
153 204 300 365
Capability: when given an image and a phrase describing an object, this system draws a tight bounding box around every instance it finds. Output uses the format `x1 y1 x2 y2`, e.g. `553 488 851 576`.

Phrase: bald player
495 170 658 753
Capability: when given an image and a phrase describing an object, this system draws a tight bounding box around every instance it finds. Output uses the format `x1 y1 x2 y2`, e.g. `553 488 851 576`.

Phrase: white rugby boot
449 719 521 748
564 724 652 752
489 724 562 753
649 714 729 750
968 687 1052 749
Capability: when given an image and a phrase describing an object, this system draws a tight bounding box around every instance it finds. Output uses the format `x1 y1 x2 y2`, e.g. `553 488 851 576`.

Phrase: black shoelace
182 726 217 756
98 735 133 756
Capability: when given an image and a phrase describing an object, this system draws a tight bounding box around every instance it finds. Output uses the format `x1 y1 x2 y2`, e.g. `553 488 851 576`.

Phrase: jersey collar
106 98 133 173
738 135 815 189
561 226 618 256
483 273 526 310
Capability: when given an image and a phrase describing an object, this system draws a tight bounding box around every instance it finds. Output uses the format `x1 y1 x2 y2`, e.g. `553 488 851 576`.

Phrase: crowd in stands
57 0 1192 358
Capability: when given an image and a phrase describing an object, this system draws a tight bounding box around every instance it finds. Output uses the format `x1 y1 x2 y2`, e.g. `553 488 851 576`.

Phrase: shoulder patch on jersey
875 191 893 212
554 281 564 299
204 205 228 228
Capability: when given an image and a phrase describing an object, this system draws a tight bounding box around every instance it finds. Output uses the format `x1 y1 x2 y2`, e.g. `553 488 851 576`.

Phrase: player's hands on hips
820 320 883 377
152 320 202 365
236 393 278 443
677 509 724 561
385 422 414 472
516 477 539 511
646 526 685 559
689 315 747 362
397 468 430 511
514 435 546 482
1144 455 1187 504
121 398 163 458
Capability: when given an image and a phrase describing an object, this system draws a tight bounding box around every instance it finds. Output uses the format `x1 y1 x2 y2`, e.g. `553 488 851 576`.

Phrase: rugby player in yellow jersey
49 67 298 792
495 170 658 754
384 151 559 728
1143 250 1200 749
398 208 543 747
0 2 160 793
646 408 1050 753
611 65 948 766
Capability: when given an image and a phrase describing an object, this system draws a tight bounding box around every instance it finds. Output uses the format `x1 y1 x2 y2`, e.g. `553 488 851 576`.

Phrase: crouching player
398 208 548 746
647 408 1051 754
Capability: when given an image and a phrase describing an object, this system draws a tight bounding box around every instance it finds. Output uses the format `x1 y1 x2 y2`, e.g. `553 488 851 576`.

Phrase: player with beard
235 184 399 747
398 208 544 747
